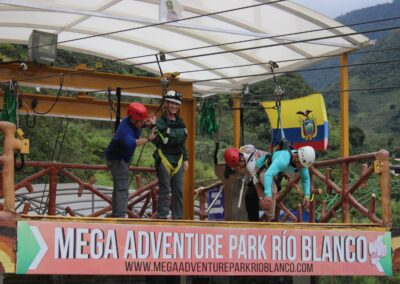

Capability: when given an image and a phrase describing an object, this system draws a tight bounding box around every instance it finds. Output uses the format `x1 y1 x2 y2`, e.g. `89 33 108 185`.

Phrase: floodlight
28 30 58 65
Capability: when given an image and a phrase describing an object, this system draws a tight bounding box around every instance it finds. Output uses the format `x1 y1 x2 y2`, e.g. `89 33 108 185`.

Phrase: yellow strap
158 149 183 176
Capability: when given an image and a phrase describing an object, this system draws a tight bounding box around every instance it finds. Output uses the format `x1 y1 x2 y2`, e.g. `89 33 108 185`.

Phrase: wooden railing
0 121 392 225
1 160 158 218
277 150 391 227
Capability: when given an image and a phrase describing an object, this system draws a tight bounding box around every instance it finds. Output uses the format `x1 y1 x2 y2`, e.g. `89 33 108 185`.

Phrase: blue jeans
108 159 129 217
157 162 184 219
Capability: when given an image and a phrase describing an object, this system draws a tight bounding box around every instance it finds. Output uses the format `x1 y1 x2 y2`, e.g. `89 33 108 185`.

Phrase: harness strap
276 104 286 140
247 151 255 163
158 149 183 176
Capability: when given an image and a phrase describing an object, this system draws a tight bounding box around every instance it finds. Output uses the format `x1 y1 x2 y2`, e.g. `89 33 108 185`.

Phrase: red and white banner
17 220 392 276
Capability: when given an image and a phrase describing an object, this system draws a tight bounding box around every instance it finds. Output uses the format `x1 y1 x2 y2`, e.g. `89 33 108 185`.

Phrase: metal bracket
374 160 383 174
16 128 30 154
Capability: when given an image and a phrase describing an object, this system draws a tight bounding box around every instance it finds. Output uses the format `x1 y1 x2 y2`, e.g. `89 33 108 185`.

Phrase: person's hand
303 196 310 209
146 113 156 127
260 196 272 210
183 161 189 172
148 127 157 141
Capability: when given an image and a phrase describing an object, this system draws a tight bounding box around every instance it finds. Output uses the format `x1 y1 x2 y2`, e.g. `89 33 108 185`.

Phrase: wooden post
340 53 349 157
181 97 195 220
0 122 23 211
232 94 241 149
341 161 351 223
376 149 392 227
48 166 58 215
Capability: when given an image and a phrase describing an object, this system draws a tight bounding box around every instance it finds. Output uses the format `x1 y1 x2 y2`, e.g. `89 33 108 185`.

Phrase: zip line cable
4 13 386 85
121 25 400 74
102 56 400 94
18 4 400 69
59 24 400 82
193 58 400 84
3 23 399 89
246 85 400 101
194 84 400 112
24 0 287 51
65 15 400 71
178 46 400 75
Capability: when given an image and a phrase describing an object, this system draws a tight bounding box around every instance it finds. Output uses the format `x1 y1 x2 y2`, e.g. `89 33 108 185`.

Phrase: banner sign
17 220 392 276
207 186 224 221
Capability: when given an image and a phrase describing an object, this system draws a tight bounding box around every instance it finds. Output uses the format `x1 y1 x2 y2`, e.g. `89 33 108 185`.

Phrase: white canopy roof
0 0 371 97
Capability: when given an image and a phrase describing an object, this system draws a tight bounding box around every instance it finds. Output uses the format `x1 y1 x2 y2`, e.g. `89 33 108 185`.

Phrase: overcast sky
291 0 393 18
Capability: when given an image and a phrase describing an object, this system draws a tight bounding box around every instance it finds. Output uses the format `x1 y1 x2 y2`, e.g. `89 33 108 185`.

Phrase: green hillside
323 29 400 155
299 0 400 157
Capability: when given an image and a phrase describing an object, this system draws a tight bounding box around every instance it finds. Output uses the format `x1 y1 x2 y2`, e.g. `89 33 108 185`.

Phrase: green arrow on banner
17 221 47 274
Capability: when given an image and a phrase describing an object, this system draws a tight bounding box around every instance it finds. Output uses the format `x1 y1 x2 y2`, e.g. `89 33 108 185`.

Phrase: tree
349 126 365 148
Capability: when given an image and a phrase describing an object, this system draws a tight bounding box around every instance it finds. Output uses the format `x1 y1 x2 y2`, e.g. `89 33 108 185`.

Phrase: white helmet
298 146 315 168
164 90 182 105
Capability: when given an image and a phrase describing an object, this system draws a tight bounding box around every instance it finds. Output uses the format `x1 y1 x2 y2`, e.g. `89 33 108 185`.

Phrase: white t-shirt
239 145 268 184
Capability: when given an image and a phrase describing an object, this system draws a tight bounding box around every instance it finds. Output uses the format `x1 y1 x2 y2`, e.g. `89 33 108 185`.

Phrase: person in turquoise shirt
256 146 316 221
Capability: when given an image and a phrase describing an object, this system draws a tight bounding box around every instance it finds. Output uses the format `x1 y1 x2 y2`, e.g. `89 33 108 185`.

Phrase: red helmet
224 148 240 168
127 102 147 121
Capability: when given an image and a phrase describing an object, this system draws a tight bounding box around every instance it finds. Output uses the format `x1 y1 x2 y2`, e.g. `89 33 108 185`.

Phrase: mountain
300 0 400 155
301 0 400 90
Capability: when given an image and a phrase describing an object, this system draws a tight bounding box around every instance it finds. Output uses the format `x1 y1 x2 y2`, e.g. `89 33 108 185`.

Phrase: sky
291 0 393 18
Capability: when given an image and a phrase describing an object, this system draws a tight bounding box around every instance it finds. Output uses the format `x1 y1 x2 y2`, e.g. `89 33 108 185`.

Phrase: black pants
245 182 260 222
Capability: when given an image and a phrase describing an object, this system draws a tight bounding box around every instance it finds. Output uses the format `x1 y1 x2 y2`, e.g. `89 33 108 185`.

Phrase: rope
32 74 64 115
38 116 70 214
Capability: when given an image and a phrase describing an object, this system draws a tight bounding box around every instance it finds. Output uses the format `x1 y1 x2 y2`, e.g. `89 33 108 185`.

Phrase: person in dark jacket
104 102 155 218
152 90 188 219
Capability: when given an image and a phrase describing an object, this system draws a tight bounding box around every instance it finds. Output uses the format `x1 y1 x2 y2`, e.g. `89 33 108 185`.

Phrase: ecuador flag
261 93 328 151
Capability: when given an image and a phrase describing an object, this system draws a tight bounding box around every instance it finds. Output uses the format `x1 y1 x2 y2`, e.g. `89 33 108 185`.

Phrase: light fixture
28 30 58 65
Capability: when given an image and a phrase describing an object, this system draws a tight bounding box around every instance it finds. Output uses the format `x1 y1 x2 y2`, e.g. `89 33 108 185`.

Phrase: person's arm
120 129 136 149
146 113 156 128
182 130 189 171
135 137 151 146
299 167 311 197
151 117 165 147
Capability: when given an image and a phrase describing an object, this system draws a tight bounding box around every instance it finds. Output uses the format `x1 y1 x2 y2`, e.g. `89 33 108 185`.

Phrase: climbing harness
158 149 183 176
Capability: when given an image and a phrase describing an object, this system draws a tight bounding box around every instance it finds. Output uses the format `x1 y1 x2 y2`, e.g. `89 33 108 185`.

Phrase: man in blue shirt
257 146 316 220
105 102 155 218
